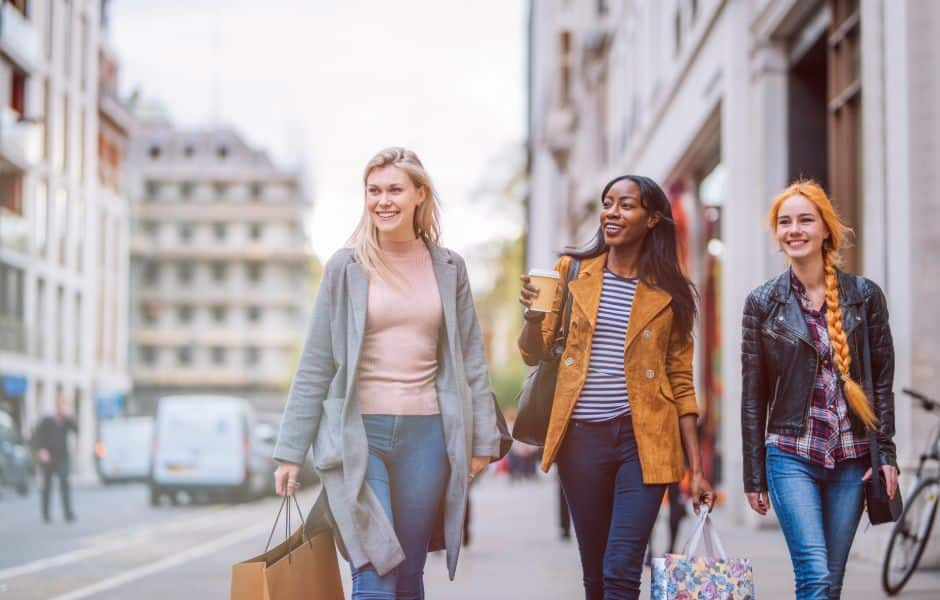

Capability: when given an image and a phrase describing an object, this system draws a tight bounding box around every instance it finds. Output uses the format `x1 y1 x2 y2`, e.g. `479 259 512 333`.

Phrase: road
1 473 939 598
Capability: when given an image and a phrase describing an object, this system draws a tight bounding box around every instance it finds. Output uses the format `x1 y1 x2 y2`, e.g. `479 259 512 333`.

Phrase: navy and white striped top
571 269 637 422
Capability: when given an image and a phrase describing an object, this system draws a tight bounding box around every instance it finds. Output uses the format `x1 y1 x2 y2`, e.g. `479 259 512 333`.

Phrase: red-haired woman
741 180 899 599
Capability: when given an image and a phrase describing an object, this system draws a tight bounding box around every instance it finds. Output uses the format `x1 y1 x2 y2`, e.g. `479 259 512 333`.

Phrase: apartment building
126 123 314 414
1 0 131 478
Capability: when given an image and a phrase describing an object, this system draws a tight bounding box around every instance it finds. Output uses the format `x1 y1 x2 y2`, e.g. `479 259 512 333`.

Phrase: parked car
96 416 154 484
149 395 269 505
0 410 32 497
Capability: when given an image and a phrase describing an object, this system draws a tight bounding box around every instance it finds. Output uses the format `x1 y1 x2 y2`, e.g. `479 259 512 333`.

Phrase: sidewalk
344 472 940 598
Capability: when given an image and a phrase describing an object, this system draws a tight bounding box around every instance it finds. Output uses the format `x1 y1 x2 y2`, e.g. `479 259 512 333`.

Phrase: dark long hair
565 175 698 338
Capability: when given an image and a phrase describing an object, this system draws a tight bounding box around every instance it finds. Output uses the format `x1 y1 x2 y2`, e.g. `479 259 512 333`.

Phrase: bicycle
881 388 940 595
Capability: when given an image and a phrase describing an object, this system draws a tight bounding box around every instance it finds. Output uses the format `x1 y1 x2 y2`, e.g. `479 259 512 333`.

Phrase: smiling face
775 194 830 261
600 178 659 248
365 165 426 242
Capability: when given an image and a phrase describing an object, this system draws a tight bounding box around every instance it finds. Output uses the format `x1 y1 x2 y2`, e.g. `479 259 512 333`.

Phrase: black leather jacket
741 269 897 493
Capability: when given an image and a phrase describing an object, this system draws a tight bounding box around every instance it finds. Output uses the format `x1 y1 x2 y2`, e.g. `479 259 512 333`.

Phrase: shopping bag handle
681 510 728 560
264 494 315 563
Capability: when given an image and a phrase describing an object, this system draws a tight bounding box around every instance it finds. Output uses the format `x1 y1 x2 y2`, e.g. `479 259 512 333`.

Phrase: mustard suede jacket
521 254 699 484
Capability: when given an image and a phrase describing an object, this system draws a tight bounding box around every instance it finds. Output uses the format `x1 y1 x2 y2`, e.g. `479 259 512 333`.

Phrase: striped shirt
571 269 637 422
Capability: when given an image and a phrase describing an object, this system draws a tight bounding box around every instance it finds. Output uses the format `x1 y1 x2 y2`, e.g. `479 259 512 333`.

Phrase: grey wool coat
273 243 501 580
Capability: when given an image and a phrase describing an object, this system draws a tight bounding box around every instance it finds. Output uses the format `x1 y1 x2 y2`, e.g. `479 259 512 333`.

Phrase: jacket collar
769 266 863 306
567 253 672 348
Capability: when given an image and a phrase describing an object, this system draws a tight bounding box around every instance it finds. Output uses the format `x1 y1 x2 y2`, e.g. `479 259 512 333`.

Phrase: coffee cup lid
528 269 560 279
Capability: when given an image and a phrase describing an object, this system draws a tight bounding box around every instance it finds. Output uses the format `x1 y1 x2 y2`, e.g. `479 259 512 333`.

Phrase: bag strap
551 257 581 353
263 493 317 563
681 510 728 560
857 289 885 493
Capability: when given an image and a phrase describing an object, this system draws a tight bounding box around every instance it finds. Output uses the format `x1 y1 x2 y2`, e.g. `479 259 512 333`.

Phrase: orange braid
823 252 878 430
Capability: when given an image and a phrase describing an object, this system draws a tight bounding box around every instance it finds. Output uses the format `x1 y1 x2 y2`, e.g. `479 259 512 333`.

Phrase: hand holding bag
511 258 580 446
231 492 344 600
651 510 756 600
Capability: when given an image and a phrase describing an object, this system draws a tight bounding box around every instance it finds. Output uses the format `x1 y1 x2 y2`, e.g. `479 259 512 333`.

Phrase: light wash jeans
766 445 867 599
351 414 449 600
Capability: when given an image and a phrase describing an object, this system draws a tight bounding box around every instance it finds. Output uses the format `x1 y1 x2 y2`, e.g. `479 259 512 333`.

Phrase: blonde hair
768 179 878 430
346 147 442 280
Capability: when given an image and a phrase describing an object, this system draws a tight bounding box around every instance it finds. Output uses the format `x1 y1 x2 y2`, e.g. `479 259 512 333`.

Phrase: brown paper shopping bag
231 493 344 600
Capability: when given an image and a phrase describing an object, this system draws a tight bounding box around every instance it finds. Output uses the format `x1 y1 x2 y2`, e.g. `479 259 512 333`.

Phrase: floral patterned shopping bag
650 510 756 600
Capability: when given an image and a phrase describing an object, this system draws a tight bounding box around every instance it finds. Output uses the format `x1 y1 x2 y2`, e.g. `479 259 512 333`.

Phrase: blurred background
0 0 938 598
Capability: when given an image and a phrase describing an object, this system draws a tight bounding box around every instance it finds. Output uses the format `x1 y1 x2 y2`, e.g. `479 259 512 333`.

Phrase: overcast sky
110 0 527 261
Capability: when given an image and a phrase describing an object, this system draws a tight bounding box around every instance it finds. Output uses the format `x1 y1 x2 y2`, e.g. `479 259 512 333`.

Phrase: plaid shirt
765 271 869 468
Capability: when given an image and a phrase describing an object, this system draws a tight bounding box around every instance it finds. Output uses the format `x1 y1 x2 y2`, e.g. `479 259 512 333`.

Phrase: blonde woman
273 147 500 599
741 180 899 599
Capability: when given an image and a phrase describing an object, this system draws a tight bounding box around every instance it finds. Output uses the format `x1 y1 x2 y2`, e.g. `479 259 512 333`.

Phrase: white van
96 416 153 483
150 395 269 505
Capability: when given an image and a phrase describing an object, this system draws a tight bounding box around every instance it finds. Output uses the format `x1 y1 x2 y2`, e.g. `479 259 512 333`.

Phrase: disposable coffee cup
527 269 561 312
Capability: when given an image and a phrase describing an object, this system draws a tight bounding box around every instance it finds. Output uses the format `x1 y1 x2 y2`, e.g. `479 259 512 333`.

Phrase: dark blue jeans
351 414 449 600
766 445 867 599
556 415 667 600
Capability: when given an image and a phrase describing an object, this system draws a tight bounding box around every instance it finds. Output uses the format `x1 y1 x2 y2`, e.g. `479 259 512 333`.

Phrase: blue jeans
766 445 867 599
556 414 667 600
351 414 449 600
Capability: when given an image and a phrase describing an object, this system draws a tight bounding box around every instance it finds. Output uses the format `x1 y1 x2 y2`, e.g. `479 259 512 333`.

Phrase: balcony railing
0 105 42 171
0 3 41 72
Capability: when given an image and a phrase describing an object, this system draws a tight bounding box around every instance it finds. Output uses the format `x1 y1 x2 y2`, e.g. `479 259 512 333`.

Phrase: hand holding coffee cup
519 269 561 321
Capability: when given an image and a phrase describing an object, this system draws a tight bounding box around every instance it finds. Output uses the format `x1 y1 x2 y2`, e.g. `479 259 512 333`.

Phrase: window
74 293 82 366
149 145 161 160
210 261 227 282
180 182 193 199
177 304 193 323
246 263 262 283
178 223 194 243
0 173 23 216
142 301 159 325
140 345 157 366
217 146 229 159
10 69 26 115
211 346 226 365
142 221 158 237
211 305 227 323
143 261 160 285
177 262 193 283
214 182 227 200
249 223 263 240
250 182 263 200
674 10 682 57
177 346 192 366
146 181 159 199
184 145 195 158
245 346 260 365
247 306 261 322
213 222 227 240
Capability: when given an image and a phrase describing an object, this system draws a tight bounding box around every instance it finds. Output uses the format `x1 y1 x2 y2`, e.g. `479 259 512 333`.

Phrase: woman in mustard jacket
518 175 714 600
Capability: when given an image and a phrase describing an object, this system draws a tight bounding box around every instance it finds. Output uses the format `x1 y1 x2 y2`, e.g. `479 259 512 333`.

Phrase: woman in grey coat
273 147 501 599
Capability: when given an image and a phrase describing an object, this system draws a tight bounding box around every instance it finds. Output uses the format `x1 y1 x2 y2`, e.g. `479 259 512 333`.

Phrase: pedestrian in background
741 179 899 599
32 393 78 523
518 175 714 600
272 147 501 599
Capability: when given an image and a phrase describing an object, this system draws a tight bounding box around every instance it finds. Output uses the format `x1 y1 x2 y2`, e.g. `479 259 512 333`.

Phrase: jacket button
645 369 655 379
564 357 574 367
642 330 653 340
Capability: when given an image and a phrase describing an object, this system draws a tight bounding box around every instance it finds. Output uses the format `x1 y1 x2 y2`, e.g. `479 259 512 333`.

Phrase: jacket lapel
429 245 458 362
625 282 671 351
567 255 606 327
346 262 369 339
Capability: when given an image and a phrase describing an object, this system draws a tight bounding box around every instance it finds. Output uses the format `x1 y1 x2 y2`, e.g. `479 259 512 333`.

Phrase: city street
2 472 939 599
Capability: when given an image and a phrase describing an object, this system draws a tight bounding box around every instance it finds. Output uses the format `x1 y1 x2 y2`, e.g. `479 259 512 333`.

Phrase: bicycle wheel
882 477 940 595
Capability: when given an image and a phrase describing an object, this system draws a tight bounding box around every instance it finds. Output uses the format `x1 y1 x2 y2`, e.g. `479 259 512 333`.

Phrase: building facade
1 0 131 479
528 0 939 557
126 124 314 415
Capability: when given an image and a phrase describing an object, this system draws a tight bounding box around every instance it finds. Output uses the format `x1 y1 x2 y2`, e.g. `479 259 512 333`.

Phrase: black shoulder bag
511 258 581 446
859 282 903 524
